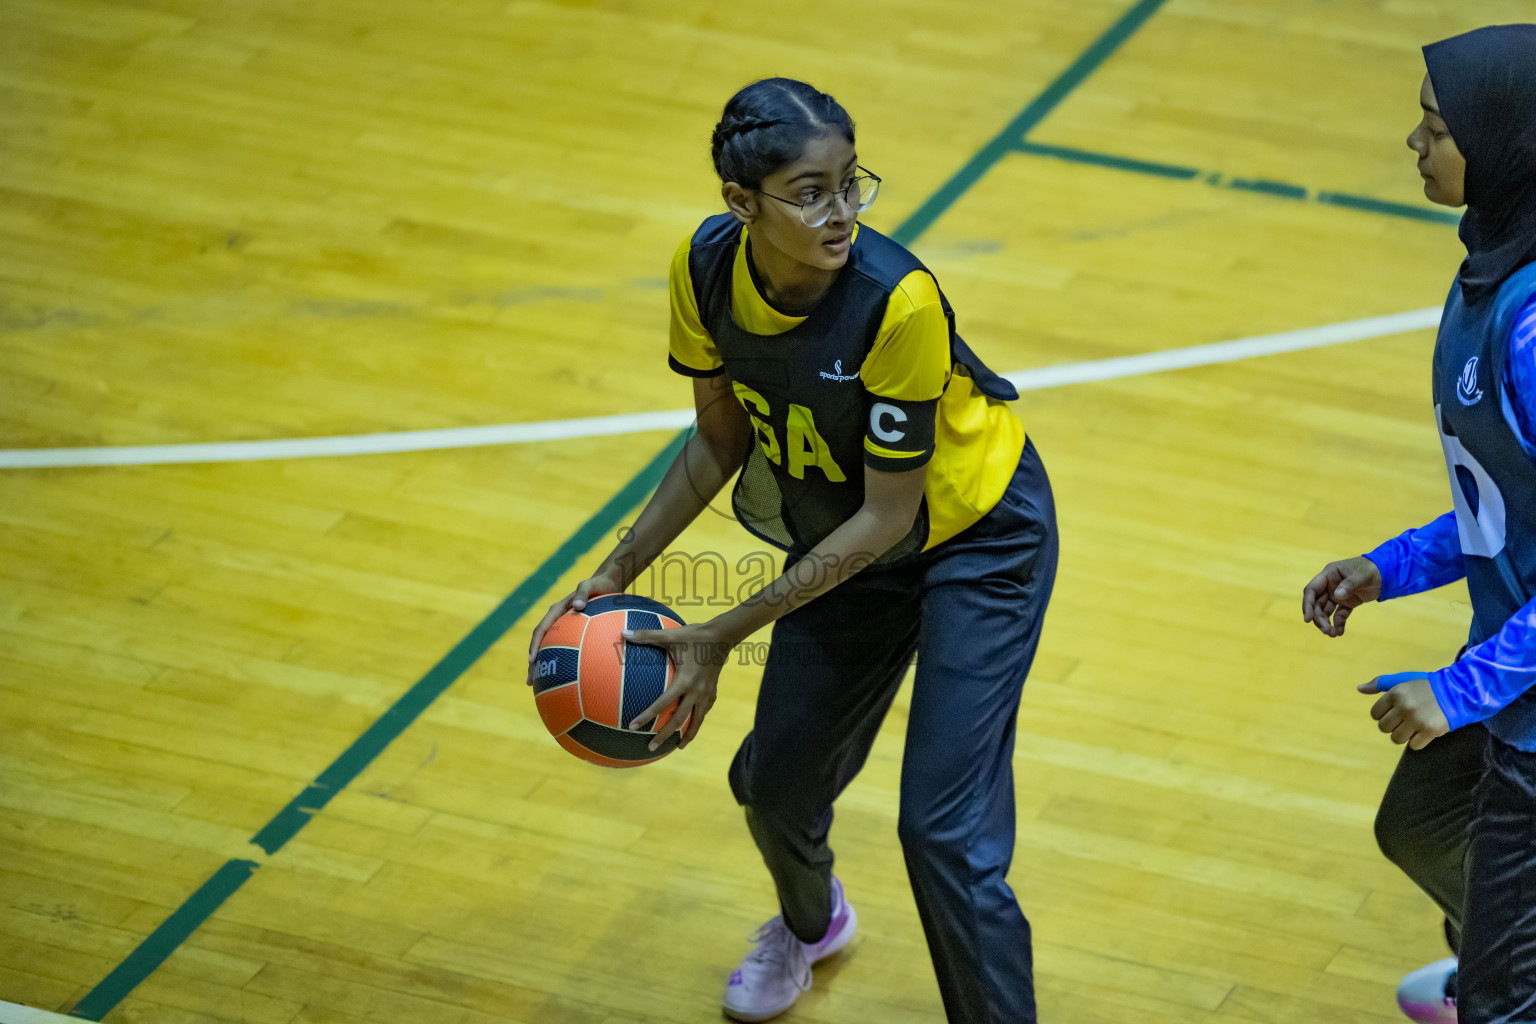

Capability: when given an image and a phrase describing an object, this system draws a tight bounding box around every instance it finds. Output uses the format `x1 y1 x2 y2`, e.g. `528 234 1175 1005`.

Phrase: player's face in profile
752 131 860 273
1407 73 1467 207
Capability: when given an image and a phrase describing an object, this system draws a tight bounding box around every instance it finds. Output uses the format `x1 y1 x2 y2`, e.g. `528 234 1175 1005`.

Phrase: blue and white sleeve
1427 593 1536 729
1364 513 1465 600
1358 298 1536 599
1503 293 1536 458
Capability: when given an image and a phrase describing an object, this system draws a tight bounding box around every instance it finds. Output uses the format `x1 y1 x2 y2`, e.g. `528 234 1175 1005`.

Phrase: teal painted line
1316 190 1464 225
891 0 1170 246
1014 140 1199 180
69 860 259 1020
1012 140 1462 226
1227 177 1308 200
249 424 686 854
252 418 675 851
71 429 690 1018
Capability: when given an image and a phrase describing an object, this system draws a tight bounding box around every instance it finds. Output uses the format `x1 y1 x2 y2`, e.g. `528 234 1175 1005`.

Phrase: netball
532 593 689 767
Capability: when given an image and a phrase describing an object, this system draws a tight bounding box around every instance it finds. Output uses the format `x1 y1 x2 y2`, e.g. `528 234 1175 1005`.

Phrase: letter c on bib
870 402 907 442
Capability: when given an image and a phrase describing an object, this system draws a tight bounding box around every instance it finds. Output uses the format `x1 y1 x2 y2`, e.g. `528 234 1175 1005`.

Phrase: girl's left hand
1360 674 1449 749
622 621 735 752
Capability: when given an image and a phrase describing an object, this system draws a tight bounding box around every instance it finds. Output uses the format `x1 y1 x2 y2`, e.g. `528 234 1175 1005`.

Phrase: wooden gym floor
4 0 1535 1021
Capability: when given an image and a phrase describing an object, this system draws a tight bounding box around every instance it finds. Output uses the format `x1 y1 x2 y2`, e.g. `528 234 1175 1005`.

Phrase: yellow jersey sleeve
668 233 725 377
860 270 950 401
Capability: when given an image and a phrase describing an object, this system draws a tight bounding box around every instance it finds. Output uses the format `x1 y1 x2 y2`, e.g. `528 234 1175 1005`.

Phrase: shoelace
744 918 811 992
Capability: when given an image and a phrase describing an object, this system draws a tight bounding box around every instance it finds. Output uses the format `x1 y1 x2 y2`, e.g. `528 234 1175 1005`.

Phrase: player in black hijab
1425 25 1536 307
1302 23 1536 1024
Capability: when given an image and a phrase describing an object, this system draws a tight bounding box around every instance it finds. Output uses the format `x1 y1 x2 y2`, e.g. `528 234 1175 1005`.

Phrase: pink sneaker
722 877 858 1023
1397 958 1457 1023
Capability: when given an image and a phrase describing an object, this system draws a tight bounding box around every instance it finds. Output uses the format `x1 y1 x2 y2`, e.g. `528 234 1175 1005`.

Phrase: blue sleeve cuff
1428 605 1536 729
1426 665 1479 731
1361 547 1403 600
1376 671 1430 691
1363 513 1464 601
1373 670 1468 731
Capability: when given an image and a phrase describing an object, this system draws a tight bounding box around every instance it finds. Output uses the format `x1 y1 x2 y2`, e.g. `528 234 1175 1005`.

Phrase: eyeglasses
759 167 881 228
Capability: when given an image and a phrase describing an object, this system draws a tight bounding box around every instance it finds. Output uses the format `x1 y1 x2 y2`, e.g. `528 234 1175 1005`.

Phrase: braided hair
711 78 855 189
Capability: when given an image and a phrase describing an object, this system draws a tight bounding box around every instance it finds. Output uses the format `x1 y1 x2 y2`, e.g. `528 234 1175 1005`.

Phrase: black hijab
1424 25 1536 307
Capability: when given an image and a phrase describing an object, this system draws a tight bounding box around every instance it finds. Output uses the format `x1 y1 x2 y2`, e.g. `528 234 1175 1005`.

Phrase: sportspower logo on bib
1458 356 1484 406
819 359 859 382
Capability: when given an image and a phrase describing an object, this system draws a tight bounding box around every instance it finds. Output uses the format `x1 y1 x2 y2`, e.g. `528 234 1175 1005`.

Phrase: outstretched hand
1302 556 1383 637
1360 673 1449 750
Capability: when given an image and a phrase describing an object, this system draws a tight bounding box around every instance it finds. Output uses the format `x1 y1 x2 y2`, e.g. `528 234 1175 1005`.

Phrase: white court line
0 306 1442 469
0 1000 80 1024
0 410 697 469
1000 306 1441 391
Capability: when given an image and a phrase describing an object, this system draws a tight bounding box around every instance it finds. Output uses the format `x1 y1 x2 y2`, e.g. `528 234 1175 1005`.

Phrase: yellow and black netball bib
675 213 1018 565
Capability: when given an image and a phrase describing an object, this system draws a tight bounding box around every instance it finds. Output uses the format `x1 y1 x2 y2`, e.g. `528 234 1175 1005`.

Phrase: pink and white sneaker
1397 958 1457 1023
722 876 858 1023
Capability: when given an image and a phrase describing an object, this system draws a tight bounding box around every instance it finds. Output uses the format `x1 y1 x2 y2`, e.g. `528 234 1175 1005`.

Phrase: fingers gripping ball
532 595 690 767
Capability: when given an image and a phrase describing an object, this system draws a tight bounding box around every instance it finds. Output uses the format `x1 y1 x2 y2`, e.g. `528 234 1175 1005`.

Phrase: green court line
69 861 259 1021
1015 139 1199 180
67 1 1174 1016
892 0 1171 246
1227 177 1308 200
251 426 687 856
1316 190 1464 225
1011 138 1463 226
68 431 689 1018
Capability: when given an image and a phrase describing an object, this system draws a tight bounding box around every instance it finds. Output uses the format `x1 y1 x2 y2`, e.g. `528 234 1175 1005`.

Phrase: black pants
727 439 1058 1024
1377 723 1536 1023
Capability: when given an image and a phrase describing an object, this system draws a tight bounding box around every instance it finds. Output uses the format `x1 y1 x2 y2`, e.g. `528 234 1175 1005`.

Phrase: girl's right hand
526 572 622 685
1302 556 1383 637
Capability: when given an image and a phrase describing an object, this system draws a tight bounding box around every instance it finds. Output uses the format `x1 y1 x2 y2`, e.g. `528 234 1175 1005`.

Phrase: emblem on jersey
818 359 860 382
870 402 908 442
1457 356 1484 406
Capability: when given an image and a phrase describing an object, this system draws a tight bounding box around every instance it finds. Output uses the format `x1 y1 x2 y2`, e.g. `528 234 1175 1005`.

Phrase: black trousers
727 439 1058 1024
1377 722 1536 1023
